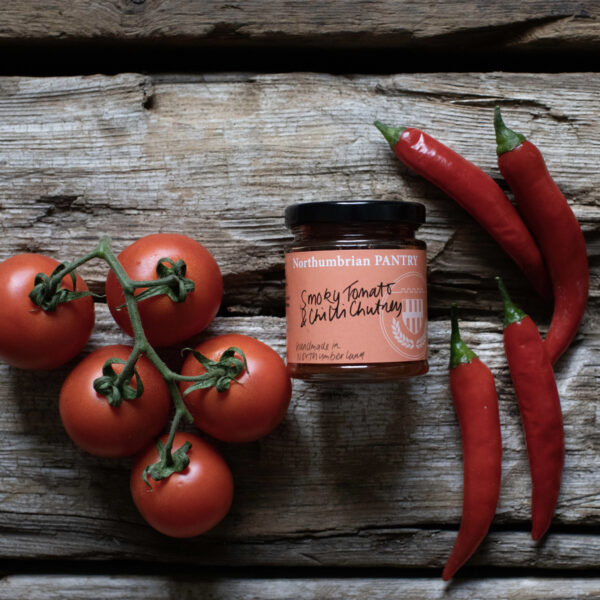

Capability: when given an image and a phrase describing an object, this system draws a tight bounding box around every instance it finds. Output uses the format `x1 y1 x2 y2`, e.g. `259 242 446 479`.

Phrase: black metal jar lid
284 200 426 228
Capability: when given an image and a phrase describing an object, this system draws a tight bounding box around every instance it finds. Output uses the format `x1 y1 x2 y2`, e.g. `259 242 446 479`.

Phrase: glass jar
284 200 428 382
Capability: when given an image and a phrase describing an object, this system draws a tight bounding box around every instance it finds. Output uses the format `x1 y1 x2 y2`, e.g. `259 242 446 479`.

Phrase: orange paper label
285 249 427 364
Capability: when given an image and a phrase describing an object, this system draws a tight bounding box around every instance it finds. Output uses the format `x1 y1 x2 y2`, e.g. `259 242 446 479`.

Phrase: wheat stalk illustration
392 318 414 349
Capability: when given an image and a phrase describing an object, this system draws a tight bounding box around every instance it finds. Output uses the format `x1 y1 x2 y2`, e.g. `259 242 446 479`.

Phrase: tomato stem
45 246 104 289
111 344 143 391
39 235 203 475
96 239 196 471
128 276 178 288
29 235 210 478
179 346 249 394
29 244 103 311
164 385 190 458
140 382 192 488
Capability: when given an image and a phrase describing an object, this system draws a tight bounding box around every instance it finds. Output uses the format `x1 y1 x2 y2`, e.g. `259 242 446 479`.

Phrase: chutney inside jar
284 200 428 382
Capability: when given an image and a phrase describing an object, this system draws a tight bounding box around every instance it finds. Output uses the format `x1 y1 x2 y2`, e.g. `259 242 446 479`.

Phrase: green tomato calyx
182 346 249 395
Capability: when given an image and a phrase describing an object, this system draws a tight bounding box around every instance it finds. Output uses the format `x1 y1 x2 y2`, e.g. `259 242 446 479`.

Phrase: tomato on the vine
105 233 222 347
130 432 234 538
0 254 94 370
59 345 171 458
179 334 292 443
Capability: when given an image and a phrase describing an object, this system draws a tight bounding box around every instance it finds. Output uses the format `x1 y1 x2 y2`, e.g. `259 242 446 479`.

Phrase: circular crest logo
379 271 427 360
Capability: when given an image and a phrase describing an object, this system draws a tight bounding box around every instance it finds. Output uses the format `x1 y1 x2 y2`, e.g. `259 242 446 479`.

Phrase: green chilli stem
374 120 406 148
494 106 526 156
449 303 477 369
496 276 528 328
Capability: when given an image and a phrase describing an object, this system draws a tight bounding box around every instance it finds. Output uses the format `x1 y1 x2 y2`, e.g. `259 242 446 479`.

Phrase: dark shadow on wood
1 42 599 76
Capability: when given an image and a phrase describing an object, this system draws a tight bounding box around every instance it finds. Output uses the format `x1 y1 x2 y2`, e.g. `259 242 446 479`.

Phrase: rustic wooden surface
0 71 598 595
0 1 598 53
2 575 600 600
1 73 598 318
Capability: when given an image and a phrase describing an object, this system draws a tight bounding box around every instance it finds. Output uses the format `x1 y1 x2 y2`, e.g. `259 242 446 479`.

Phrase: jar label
285 249 427 364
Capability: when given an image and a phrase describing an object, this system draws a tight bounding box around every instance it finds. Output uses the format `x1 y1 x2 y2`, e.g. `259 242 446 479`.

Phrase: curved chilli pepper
494 108 588 364
374 121 551 300
443 304 502 581
497 277 564 540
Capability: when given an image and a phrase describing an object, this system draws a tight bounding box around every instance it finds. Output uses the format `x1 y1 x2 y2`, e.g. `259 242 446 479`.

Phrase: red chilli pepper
497 277 564 540
443 304 502 581
374 121 551 300
494 108 588 364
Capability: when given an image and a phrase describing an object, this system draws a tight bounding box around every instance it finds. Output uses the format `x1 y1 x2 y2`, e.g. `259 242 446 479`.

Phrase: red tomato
59 345 171 458
105 234 222 347
0 254 94 370
180 334 291 443
130 432 233 537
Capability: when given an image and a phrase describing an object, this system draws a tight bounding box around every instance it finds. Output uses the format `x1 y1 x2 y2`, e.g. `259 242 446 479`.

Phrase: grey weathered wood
2 576 600 600
0 72 598 321
0 1 598 52
0 73 598 569
0 309 597 567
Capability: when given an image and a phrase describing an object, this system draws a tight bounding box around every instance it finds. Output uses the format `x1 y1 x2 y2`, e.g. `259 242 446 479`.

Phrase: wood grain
0 72 598 321
0 73 598 570
2 576 600 600
0 1 598 52
0 310 597 567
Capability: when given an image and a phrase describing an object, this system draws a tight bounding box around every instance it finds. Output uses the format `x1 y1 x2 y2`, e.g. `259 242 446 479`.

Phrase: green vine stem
34 235 210 486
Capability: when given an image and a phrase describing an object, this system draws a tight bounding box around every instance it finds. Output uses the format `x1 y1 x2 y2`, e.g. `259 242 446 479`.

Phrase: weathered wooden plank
4 524 600 570
0 1 598 52
2 576 600 600
0 73 598 567
0 308 597 566
0 72 598 323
